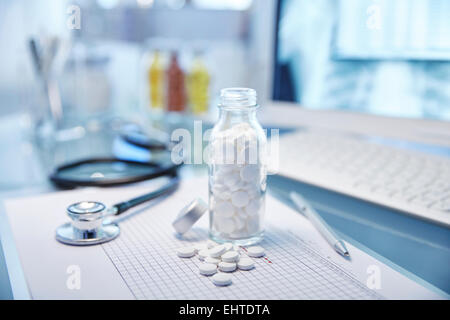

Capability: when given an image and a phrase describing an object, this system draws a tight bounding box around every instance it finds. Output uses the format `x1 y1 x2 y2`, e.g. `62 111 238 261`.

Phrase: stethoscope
53 130 181 246
55 174 179 246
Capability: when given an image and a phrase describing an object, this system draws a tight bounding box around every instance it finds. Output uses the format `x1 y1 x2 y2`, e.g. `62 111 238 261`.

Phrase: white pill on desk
221 251 239 263
209 244 227 258
176 246 196 258
212 273 232 286
194 243 207 253
247 246 265 257
240 165 259 182
215 201 235 217
204 257 220 265
237 258 255 270
218 261 237 272
223 242 234 252
199 263 218 276
206 239 219 248
198 249 210 261
231 190 250 208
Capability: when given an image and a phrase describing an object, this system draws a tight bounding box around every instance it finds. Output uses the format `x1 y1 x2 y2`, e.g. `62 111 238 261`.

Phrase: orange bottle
166 52 186 112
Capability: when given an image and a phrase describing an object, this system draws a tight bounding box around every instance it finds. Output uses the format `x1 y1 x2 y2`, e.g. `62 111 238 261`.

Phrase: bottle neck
218 107 258 125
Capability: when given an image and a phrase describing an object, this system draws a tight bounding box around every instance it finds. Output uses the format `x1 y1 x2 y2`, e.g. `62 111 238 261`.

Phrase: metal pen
290 192 350 258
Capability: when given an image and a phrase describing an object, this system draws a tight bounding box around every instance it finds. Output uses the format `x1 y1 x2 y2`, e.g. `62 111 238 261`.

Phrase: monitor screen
272 0 450 121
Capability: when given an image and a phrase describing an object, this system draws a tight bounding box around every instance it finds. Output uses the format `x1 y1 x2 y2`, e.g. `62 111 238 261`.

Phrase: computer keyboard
277 130 450 227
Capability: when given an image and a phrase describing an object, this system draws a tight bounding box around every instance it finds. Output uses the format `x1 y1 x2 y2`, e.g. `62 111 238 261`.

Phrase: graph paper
101 200 383 300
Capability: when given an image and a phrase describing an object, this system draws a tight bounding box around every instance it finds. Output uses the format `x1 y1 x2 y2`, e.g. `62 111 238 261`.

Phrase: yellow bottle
188 53 210 114
148 51 164 109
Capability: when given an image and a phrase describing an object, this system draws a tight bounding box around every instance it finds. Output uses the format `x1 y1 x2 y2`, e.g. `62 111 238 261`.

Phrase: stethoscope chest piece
55 201 120 246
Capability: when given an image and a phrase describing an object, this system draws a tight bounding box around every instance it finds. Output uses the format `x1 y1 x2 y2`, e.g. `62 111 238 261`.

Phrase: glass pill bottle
208 88 267 245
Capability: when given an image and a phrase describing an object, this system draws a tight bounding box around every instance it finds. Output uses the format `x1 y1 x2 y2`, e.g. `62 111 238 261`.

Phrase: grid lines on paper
101 206 383 300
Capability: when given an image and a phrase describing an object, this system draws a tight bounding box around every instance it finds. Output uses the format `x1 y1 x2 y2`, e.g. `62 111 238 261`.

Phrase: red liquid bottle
166 52 186 112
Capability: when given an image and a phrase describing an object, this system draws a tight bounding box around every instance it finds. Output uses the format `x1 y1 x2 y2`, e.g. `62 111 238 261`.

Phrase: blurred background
0 0 449 192
1 0 449 300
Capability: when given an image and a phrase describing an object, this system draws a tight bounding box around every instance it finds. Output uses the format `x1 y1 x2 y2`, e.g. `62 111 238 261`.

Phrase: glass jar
208 88 267 245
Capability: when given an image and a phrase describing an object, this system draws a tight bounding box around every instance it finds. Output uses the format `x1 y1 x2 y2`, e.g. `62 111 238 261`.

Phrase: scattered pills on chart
247 246 265 257
176 240 266 286
176 246 196 258
199 263 218 276
237 258 255 270
221 251 239 263
212 273 232 286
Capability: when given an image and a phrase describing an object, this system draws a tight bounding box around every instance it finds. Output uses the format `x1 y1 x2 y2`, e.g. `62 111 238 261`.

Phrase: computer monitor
272 0 450 122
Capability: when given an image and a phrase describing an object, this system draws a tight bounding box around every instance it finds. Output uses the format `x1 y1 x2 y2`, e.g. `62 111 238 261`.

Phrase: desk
0 113 449 299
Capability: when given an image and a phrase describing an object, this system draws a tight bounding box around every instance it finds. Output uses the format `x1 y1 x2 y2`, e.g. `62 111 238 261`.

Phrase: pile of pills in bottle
209 122 265 239
176 240 265 286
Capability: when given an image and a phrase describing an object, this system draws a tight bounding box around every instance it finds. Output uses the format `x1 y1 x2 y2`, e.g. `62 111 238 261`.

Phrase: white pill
194 243 207 253
217 165 235 174
245 199 260 216
246 186 259 199
216 190 232 200
218 261 237 272
235 207 247 218
231 190 250 208
221 251 240 263
223 172 240 188
233 215 246 230
247 246 265 257
215 201 235 218
237 258 255 270
228 181 243 192
206 239 219 248
176 246 196 258
198 249 210 261
199 263 218 276
217 217 236 234
209 244 227 258
204 257 220 265
223 242 234 252
240 165 259 182
211 273 232 286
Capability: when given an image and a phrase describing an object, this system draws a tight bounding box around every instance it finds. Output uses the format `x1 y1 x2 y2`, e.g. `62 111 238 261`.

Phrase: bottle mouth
219 88 257 109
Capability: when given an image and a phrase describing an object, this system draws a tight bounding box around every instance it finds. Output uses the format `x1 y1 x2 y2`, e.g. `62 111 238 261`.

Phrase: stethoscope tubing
49 157 181 188
112 175 179 215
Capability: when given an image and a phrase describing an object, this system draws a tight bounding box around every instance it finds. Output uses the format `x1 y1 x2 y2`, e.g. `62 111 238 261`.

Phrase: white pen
289 192 350 258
